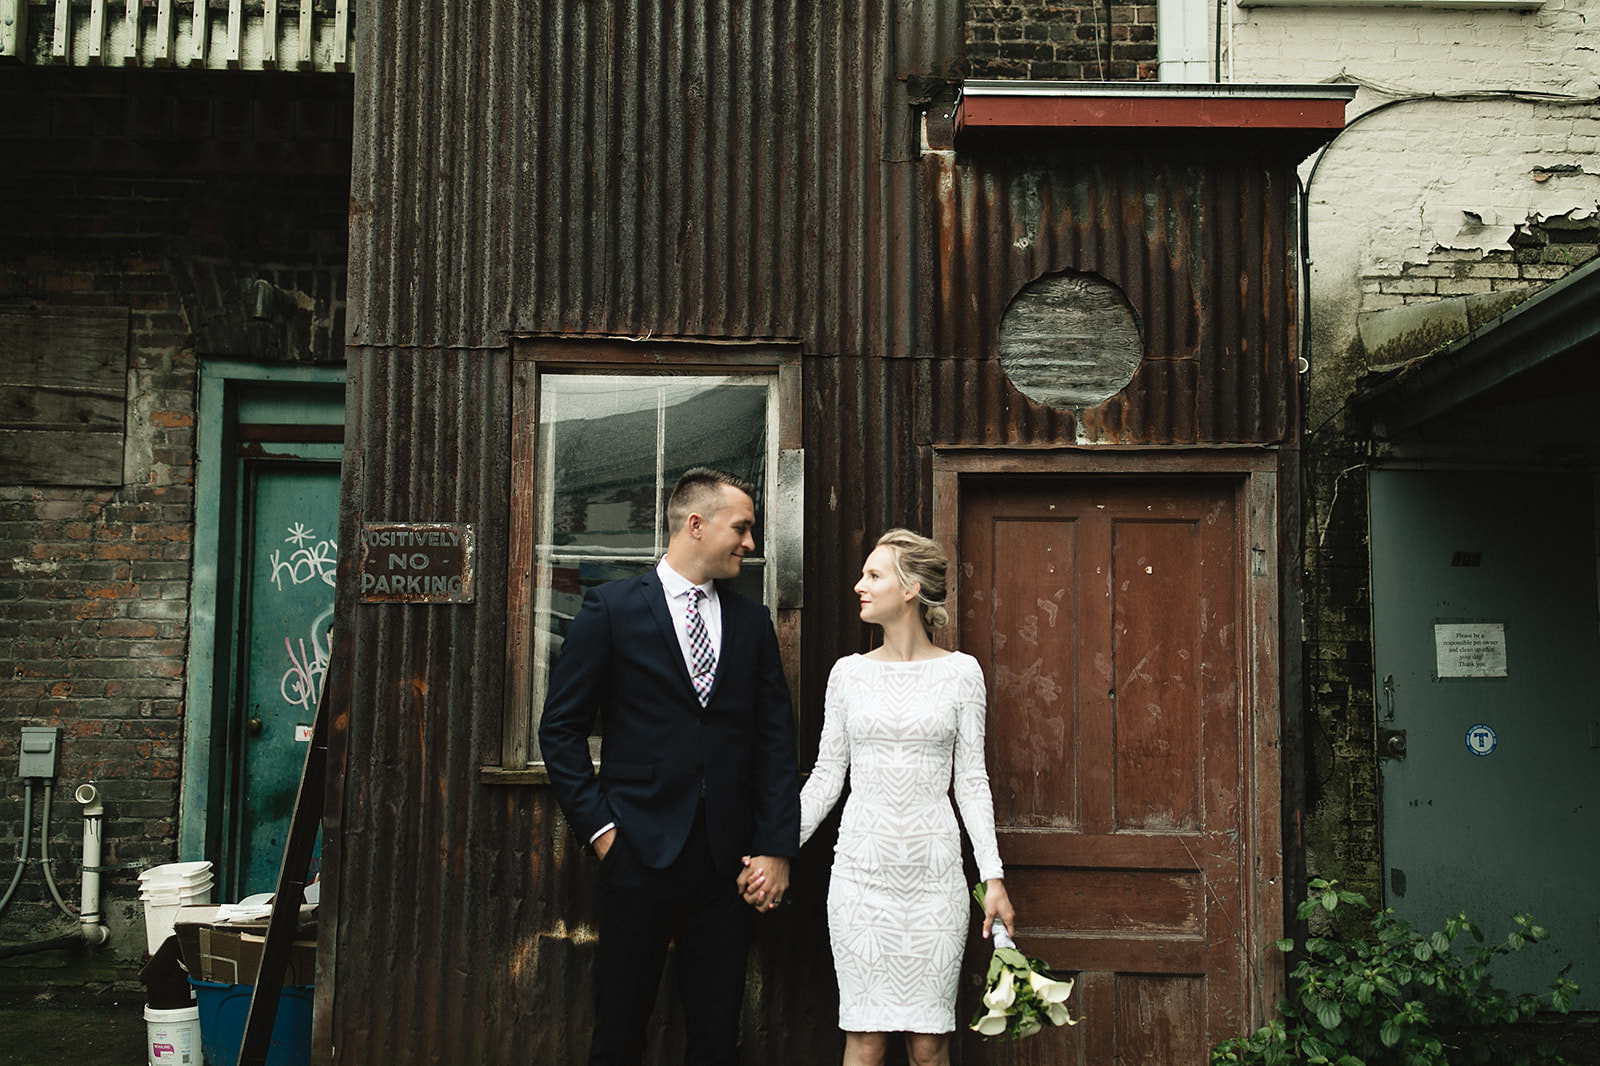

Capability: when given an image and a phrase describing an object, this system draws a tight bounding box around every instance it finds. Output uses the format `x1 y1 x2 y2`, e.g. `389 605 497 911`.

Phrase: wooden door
958 476 1253 1065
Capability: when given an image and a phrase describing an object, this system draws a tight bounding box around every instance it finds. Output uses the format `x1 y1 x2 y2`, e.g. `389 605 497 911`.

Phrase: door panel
1371 470 1600 1008
959 477 1248 1065
987 515 1081 828
233 460 340 897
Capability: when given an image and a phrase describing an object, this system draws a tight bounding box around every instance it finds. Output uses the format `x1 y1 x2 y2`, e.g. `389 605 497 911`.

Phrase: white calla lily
968 881 1084 1041
1044 1001 1080 1027
972 1007 1010 1036
982 967 1016 1010
1028 970 1074 1004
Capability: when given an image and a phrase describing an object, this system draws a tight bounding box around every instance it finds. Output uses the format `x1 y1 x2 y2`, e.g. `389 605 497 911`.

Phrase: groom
539 466 800 1066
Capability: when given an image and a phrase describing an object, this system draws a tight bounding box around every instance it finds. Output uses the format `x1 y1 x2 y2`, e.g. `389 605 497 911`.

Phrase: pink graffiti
279 609 334 710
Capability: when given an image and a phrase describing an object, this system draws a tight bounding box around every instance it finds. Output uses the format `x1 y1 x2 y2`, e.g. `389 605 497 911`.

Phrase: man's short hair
666 467 756 532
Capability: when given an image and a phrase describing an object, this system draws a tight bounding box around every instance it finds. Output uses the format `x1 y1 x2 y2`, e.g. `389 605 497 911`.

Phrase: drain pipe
73 784 109 946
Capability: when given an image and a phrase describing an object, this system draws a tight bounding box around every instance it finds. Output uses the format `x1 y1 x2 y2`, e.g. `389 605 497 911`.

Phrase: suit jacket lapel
705 581 736 706
637 571 700 703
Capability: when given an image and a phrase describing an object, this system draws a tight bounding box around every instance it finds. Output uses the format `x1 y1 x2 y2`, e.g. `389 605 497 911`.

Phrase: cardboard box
174 904 317 986
194 926 317 986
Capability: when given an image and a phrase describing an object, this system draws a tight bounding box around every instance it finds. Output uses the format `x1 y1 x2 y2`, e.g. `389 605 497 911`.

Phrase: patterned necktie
685 586 717 706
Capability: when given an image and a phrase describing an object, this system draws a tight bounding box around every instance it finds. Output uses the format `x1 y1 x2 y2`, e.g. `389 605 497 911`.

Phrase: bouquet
969 884 1080 1040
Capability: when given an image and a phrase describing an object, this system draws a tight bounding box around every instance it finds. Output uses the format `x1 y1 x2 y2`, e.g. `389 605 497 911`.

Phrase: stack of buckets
140 861 213 1066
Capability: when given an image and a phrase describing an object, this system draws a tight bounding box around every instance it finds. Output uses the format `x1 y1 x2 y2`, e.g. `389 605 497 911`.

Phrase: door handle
247 717 264 736
1379 728 1406 760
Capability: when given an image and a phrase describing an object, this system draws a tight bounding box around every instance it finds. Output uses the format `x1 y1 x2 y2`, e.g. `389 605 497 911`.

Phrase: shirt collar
656 557 714 601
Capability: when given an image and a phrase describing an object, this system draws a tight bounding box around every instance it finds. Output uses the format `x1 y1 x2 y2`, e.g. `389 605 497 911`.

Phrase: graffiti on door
269 522 338 590
280 605 335 711
266 522 337 711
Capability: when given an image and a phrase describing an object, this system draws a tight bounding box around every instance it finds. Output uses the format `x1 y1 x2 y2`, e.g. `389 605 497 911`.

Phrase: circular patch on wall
998 271 1143 410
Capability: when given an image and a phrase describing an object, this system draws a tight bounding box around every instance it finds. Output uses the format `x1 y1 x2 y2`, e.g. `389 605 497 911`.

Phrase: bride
745 529 1015 1066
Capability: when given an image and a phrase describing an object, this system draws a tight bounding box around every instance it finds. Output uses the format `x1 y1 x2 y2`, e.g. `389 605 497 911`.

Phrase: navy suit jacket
538 570 800 876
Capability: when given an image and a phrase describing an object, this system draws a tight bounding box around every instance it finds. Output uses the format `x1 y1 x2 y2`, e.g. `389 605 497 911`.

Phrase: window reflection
540 376 768 556
533 372 772 702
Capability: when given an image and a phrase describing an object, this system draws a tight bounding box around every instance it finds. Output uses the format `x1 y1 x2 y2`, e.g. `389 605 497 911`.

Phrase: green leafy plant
1212 878 1579 1066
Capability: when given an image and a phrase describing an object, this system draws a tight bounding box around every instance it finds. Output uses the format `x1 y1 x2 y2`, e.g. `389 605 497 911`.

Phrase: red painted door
958 477 1252 1065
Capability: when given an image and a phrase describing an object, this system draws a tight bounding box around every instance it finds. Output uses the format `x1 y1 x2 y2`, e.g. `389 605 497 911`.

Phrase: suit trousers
589 806 752 1065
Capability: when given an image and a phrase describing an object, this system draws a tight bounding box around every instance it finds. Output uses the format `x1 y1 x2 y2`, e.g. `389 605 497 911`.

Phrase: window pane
540 557 655 664
661 381 768 555
540 376 661 554
538 558 766 692
722 561 766 605
530 371 775 754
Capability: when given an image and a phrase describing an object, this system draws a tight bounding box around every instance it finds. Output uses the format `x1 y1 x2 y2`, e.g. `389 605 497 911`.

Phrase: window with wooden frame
494 339 803 775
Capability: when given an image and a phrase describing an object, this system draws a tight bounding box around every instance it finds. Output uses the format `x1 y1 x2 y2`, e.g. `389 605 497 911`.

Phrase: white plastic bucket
140 861 212 882
144 900 184 954
139 877 212 896
145 1003 199 1066
143 885 212 953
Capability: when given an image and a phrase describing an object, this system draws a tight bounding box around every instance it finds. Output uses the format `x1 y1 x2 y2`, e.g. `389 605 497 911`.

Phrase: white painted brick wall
1226 0 1600 416
1231 0 1600 94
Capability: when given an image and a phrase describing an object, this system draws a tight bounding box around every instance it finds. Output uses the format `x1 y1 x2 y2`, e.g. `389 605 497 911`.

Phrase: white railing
1 0 351 72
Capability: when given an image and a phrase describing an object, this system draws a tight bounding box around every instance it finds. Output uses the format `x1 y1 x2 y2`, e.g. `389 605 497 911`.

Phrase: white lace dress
799 652 1005 1034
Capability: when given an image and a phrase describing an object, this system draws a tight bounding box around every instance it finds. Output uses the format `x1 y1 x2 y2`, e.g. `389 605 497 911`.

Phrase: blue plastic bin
188 978 313 1066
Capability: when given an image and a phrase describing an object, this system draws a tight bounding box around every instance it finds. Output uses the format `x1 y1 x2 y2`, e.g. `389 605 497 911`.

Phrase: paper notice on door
1434 622 1507 678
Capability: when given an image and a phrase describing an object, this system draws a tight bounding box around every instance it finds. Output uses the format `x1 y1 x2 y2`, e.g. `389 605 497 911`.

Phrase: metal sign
1464 723 1498 757
357 523 476 603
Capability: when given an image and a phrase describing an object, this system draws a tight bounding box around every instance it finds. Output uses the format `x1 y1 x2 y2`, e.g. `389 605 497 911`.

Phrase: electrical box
19 726 61 779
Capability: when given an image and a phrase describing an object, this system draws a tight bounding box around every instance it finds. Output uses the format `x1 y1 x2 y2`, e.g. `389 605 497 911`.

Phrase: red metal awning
955 81 1358 138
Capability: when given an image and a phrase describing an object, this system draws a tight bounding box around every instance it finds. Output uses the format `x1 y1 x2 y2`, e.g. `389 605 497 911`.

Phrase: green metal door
1371 469 1599 1007
232 458 340 897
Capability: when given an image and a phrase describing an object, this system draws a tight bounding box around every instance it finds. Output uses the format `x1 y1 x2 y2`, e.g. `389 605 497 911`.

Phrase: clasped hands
595 829 790 913
736 855 790 912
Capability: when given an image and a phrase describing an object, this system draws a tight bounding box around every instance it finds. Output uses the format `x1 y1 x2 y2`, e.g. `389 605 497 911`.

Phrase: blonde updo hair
875 529 950 635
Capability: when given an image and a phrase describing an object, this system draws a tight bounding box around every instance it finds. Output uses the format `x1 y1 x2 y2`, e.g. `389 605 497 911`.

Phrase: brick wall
1361 220 1599 315
967 2 1159 80
1299 418 1382 911
0 69 349 990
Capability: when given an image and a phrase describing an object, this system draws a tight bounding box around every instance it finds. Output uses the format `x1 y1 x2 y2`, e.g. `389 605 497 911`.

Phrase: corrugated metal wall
348 0 964 354
330 1 1304 1061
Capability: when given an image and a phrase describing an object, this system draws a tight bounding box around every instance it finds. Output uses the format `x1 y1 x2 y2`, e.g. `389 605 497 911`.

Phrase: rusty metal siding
334 3 1313 1061
349 0 955 355
323 347 526 1061
327 352 845 1064
922 144 1297 444
349 2 1298 418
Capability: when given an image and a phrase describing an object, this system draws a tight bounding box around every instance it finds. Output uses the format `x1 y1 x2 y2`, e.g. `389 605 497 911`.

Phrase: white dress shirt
655 557 723 679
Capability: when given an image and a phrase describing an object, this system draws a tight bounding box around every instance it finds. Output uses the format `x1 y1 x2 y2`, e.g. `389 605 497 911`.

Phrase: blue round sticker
1464 724 1497 757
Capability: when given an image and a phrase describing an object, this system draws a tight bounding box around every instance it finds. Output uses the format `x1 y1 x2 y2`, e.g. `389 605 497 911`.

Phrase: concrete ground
0 1001 150 1065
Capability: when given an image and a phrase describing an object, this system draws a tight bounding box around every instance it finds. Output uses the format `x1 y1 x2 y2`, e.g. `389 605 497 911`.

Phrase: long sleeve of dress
952 657 1005 882
798 659 851 848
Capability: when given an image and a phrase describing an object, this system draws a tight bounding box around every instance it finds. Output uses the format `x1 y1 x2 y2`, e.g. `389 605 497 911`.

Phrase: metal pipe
39 782 78 921
0 783 33 915
0 932 81 960
75 783 109 946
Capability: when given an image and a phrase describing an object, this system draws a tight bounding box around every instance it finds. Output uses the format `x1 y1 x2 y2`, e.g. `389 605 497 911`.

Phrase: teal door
231 458 340 897
1371 470 1600 1007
